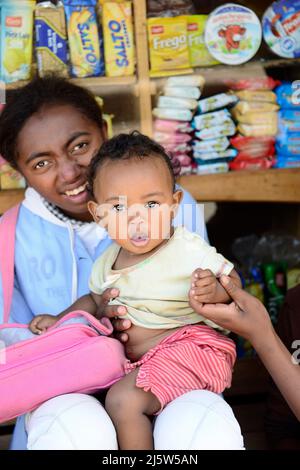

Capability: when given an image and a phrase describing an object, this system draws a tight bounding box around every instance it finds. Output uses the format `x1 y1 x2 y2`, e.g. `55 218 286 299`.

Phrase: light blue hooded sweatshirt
1 186 207 449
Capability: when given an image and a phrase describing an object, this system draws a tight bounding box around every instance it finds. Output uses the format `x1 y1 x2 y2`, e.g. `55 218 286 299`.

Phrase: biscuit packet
0 0 35 83
102 1 135 77
234 90 277 103
35 1 68 77
232 101 279 114
64 0 104 78
187 15 218 67
148 16 190 72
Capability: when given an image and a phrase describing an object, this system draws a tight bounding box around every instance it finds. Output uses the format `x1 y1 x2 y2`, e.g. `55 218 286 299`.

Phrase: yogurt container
262 0 300 58
204 3 262 65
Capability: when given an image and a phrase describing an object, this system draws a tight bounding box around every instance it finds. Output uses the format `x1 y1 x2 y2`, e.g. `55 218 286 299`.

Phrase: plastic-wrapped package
230 135 275 149
193 149 238 160
164 86 201 100
153 131 191 144
276 82 300 108
153 119 192 133
166 75 205 88
198 93 238 113
229 156 275 170
225 77 280 90
157 95 198 110
192 109 231 130
196 162 229 174
195 121 236 140
152 107 193 121
237 122 277 137
231 109 278 126
235 89 277 103
192 137 230 152
232 101 279 114
146 0 195 18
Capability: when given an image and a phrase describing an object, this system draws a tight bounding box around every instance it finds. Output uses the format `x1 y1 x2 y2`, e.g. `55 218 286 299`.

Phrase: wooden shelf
1 169 299 213
5 75 137 91
177 168 300 203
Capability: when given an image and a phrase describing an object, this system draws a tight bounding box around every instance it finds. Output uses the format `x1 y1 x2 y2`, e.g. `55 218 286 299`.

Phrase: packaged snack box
263 0 300 58
187 15 218 67
64 0 104 78
35 1 68 77
148 16 190 72
0 0 35 83
204 3 262 65
102 1 135 77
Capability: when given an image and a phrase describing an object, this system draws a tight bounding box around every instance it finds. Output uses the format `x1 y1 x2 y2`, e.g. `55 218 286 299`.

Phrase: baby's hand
190 269 218 304
29 314 58 335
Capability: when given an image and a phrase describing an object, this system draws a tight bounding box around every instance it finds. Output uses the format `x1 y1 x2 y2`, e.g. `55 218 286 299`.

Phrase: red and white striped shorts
124 324 236 412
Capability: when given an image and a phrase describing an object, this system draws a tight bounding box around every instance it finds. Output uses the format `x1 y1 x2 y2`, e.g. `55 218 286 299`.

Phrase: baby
29 132 241 450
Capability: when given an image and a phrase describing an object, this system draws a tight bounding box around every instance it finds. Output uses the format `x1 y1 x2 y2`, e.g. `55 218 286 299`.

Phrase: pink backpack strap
0 204 21 323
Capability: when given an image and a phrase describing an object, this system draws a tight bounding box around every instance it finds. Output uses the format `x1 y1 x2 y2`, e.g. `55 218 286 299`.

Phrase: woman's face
16 104 106 221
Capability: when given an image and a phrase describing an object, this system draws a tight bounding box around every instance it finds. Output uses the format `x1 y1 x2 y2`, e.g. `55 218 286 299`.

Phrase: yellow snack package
0 0 35 83
102 2 135 77
148 16 190 72
238 122 278 137
64 0 104 78
231 109 278 126
187 15 219 67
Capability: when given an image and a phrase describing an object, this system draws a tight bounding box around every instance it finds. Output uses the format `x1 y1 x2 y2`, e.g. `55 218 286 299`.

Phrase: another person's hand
190 268 218 304
189 274 273 344
29 314 58 335
98 288 132 343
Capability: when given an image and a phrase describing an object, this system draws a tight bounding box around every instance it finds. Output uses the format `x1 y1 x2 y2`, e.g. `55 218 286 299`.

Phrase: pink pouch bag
0 205 126 423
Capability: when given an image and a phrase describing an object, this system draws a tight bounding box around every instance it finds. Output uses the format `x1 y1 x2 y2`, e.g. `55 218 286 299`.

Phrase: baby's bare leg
105 368 160 450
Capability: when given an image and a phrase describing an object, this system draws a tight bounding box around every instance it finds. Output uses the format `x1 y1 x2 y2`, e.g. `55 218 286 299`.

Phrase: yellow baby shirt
89 226 233 330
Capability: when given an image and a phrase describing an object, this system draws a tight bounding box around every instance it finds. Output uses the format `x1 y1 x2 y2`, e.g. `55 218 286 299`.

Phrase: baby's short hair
88 131 175 196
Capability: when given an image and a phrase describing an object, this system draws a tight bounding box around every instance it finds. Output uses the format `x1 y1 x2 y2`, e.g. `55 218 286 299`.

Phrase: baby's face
88 155 182 255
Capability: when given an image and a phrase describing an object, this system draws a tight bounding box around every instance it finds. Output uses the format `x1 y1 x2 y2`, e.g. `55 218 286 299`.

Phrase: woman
0 76 243 450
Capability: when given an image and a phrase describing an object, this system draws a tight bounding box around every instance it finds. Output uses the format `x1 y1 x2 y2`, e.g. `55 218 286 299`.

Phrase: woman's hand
189 274 273 344
98 288 132 342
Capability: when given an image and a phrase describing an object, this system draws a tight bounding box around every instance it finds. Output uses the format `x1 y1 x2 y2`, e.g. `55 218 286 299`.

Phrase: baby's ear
171 189 183 218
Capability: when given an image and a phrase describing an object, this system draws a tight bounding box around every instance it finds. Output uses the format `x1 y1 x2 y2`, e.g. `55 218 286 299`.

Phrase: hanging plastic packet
0 0 35 83
35 1 68 77
64 0 104 78
187 15 219 67
157 95 198 110
192 137 230 152
263 0 300 58
102 1 135 77
198 93 238 113
195 120 236 140
204 3 262 65
192 109 231 130
164 86 201 100
148 16 190 72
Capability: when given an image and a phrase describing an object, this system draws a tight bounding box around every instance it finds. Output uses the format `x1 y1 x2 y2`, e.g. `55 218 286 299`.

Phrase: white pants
25 391 244 450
